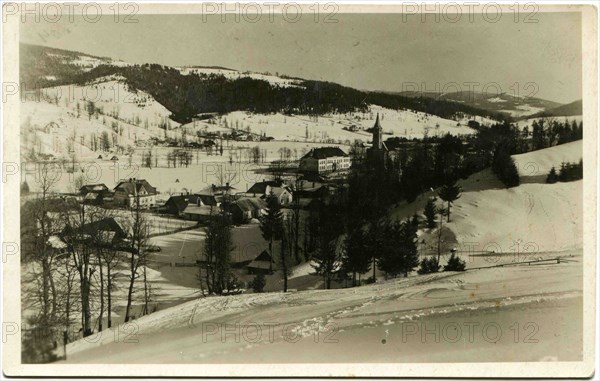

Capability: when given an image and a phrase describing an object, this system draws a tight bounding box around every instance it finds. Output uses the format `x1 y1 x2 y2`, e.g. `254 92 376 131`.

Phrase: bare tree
21 164 62 329
124 186 150 322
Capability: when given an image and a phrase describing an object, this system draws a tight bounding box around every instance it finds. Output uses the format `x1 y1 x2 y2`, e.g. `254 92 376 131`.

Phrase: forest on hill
21 43 511 124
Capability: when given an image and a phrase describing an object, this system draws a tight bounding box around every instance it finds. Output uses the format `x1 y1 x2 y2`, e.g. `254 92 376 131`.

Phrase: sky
21 9 583 104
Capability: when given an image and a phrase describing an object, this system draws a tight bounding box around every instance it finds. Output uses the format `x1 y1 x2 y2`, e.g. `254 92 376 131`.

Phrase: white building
299 147 351 174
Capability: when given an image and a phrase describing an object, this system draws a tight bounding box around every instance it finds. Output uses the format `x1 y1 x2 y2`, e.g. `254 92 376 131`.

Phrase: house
182 205 216 223
246 180 293 205
113 178 157 208
78 217 128 247
226 197 267 224
62 217 130 251
299 147 351 174
79 184 109 196
246 250 274 275
197 183 236 197
267 186 293 205
164 195 190 216
80 184 111 205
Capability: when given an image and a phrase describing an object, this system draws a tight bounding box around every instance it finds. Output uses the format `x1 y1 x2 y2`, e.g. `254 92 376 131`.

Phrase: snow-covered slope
20 100 174 162
21 77 183 161
40 76 179 129
391 141 583 254
182 105 489 143
63 255 582 364
512 140 583 177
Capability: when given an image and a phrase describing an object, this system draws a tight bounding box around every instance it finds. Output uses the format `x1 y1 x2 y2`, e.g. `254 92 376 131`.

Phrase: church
367 113 389 165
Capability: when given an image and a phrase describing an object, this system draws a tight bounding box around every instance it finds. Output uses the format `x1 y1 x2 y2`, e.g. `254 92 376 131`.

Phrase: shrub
444 253 466 272
546 167 558 184
251 273 266 293
418 256 440 275
558 160 583 182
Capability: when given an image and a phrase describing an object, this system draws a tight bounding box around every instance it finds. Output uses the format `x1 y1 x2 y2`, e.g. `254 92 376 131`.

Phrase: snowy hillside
63 254 582 363
391 141 583 253
182 105 492 143
39 76 179 129
20 96 178 162
512 140 583 177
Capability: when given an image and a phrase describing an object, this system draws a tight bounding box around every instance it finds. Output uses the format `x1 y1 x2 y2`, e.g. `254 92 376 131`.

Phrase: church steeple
373 113 382 150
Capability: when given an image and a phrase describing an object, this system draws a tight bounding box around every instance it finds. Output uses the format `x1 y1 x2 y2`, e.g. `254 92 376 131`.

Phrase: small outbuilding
247 250 274 275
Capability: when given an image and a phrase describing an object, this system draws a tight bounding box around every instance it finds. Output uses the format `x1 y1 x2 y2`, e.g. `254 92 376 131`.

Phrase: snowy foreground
63 254 582 363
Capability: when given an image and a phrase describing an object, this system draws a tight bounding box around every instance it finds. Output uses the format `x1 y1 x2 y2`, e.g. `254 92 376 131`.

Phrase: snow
512 140 582 177
39 78 179 129
38 141 583 365
184 105 483 144
451 180 582 253
62 256 582 363
289 261 317 279
391 142 583 255
500 104 546 117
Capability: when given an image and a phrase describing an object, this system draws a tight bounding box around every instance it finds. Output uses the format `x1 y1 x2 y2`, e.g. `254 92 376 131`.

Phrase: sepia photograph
1 2 597 378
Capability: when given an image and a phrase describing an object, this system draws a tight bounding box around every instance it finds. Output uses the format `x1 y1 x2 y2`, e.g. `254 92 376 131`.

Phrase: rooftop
300 147 348 160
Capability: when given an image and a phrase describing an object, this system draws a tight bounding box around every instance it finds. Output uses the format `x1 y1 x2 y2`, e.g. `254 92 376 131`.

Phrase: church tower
367 112 389 166
372 113 383 150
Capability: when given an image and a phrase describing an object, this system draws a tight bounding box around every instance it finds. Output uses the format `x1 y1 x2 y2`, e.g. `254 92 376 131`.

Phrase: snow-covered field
63 255 582 363
20 139 350 195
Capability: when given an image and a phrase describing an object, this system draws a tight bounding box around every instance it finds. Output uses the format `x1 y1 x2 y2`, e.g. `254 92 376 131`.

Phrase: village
20 115 384 347
12 15 588 368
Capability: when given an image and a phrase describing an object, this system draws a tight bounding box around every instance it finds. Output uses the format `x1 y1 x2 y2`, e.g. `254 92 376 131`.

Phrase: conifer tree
438 182 462 222
424 197 437 228
342 227 371 286
546 166 558 184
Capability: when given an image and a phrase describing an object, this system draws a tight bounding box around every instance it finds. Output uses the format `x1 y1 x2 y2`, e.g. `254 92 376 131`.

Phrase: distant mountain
21 43 510 124
400 91 562 118
525 99 583 119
